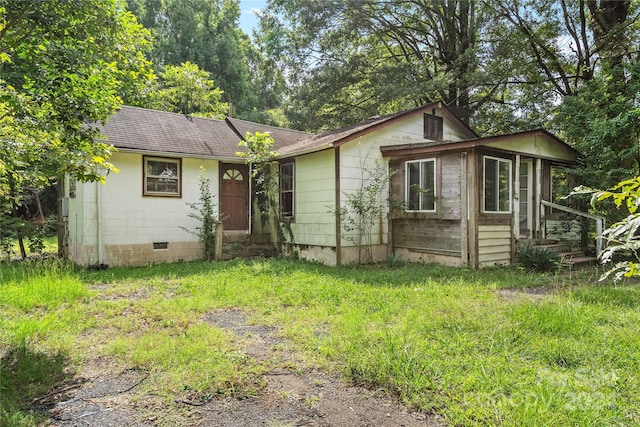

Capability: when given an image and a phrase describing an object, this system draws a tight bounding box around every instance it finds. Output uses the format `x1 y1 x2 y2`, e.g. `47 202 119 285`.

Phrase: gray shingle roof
225 117 311 150
96 106 311 159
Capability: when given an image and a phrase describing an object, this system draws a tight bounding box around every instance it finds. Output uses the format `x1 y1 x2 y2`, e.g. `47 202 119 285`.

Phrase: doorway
220 163 249 230
519 159 533 237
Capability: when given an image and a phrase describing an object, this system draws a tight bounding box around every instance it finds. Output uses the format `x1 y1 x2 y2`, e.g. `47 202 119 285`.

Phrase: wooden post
460 152 469 265
468 149 478 268
536 158 543 239
514 155 520 240
215 222 223 261
334 147 342 266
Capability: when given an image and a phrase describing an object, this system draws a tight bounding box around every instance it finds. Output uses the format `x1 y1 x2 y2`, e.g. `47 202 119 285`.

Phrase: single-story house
61 102 596 268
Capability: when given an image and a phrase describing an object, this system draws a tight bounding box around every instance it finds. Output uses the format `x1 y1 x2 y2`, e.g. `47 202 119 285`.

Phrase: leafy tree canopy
259 0 639 137
0 0 154 202
126 0 286 122
150 61 228 118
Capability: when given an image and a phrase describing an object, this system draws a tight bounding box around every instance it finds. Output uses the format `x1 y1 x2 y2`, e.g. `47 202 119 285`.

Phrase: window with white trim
279 162 294 218
144 156 181 197
406 158 436 212
483 156 511 213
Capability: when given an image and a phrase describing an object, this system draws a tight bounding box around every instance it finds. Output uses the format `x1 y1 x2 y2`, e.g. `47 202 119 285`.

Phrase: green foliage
516 241 561 273
337 157 391 264
150 61 228 118
182 167 221 261
0 0 153 188
236 131 285 244
3 259 640 425
556 60 640 191
261 0 639 138
0 213 19 261
1 0 153 259
573 177 640 281
127 0 282 119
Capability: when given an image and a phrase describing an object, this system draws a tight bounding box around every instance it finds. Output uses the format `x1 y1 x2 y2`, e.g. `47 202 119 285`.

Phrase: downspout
536 158 543 239
96 180 104 265
514 155 521 240
335 146 341 266
248 162 252 235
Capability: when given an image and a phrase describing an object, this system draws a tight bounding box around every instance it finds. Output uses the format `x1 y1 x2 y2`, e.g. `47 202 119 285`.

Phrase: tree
573 177 640 281
261 0 640 137
151 61 228 118
126 0 265 117
260 0 506 131
0 0 153 257
236 131 285 248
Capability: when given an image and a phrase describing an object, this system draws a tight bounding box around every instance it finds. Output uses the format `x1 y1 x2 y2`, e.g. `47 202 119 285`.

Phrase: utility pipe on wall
96 180 104 265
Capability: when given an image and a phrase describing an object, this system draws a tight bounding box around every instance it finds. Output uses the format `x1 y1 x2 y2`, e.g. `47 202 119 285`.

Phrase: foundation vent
153 242 169 250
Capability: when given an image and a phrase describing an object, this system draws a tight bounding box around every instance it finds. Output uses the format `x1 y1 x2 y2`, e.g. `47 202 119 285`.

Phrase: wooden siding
439 153 463 219
289 149 336 247
388 152 463 261
392 218 461 254
478 224 512 266
339 141 387 248
487 135 575 162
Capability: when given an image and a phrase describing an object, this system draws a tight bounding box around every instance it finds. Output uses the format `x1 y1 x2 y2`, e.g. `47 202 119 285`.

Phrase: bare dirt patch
40 308 442 426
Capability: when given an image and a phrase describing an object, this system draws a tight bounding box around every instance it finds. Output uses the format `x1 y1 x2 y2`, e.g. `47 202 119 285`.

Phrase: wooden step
221 241 277 260
534 242 573 254
561 255 598 268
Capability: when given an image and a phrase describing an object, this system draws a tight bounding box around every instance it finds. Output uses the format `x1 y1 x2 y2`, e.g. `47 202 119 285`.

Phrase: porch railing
540 200 605 256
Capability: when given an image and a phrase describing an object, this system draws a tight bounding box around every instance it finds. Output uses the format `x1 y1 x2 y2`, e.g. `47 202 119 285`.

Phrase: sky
239 0 267 36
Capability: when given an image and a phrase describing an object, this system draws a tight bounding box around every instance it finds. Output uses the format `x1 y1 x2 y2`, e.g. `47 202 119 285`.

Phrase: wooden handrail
541 200 605 255
541 200 605 221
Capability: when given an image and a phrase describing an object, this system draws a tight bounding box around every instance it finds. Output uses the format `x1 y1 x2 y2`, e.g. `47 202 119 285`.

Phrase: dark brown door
220 163 249 230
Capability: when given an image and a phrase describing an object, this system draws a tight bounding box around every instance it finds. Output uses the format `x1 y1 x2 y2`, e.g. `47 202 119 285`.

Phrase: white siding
67 152 220 265
290 149 336 247
339 140 388 250
478 224 512 267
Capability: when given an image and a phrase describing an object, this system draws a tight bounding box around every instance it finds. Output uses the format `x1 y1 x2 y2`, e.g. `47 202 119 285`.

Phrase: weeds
1 259 638 426
517 241 561 272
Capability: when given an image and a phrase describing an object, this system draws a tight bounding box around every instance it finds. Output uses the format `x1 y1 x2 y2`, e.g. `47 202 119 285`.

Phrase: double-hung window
483 156 511 213
279 162 295 218
144 156 181 197
406 159 436 212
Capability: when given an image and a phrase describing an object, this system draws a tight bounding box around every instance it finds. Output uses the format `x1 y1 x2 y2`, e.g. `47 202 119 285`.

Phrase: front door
519 159 533 237
220 163 249 230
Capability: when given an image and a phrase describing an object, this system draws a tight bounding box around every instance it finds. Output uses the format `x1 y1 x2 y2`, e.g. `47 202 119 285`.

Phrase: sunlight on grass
1 258 639 426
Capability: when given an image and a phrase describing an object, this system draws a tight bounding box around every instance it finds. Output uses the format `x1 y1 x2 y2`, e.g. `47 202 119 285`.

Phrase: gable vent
423 113 443 141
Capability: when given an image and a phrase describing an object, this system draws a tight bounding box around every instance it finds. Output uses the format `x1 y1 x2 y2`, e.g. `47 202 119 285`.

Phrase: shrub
517 241 561 272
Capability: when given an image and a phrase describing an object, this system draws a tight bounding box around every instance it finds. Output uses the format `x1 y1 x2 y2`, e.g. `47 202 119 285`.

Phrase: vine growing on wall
237 131 289 251
181 167 221 261
336 156 394 265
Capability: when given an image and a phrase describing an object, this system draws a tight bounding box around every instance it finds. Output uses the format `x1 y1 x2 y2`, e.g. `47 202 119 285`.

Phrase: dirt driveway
37 309 443 426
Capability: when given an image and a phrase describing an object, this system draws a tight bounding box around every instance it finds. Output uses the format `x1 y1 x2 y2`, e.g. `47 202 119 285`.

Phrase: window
280 162 294 217
222 168 243 181
406 159 436 212
144 156 181 197
484 156 511 213
423 113 443 141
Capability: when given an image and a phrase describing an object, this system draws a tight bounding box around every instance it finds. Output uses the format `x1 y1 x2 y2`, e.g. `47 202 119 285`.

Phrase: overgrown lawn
1 258 638 426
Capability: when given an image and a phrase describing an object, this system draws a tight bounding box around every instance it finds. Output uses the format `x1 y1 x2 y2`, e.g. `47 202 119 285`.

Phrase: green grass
4 236 58 261
1 258 639 426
